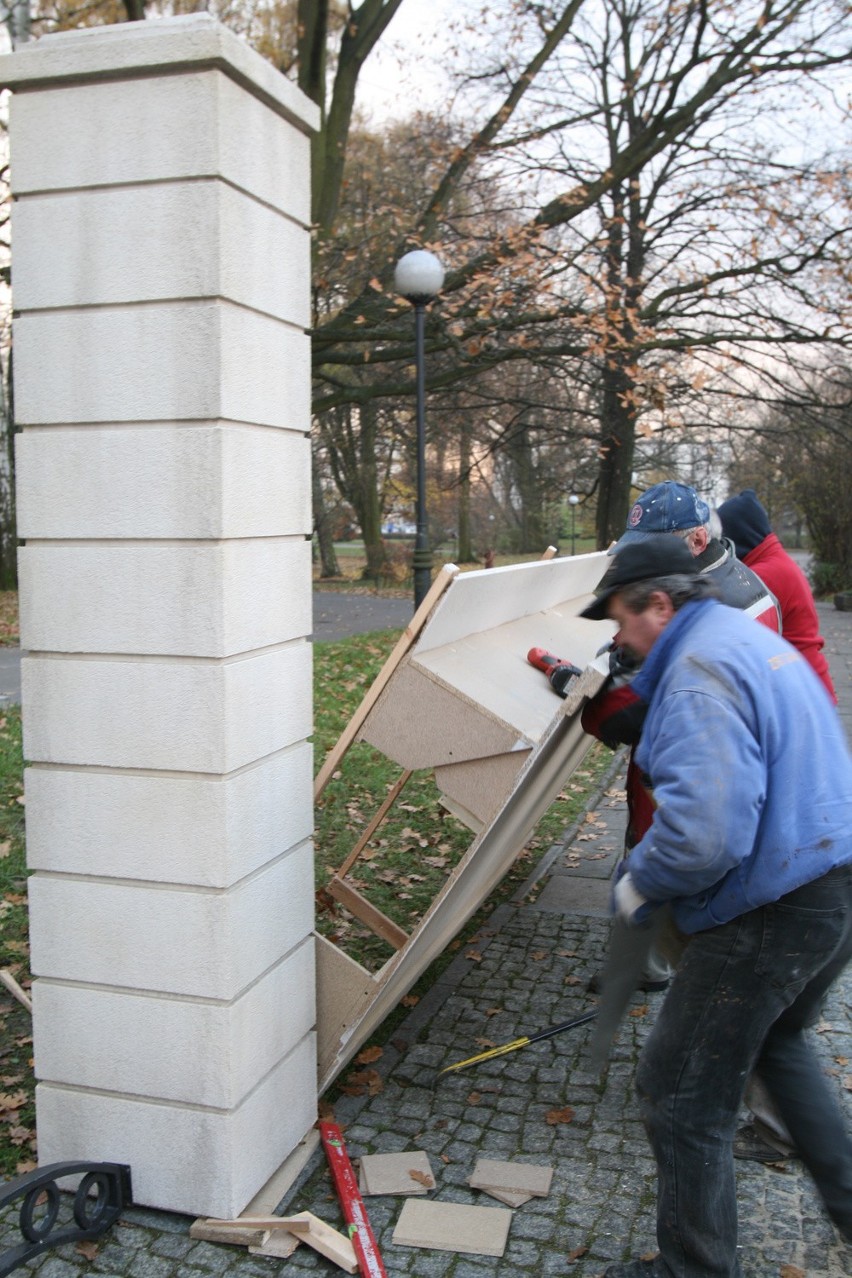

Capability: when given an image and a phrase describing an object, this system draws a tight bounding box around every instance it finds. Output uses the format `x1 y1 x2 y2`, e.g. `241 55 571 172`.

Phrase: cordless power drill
527 647 582 698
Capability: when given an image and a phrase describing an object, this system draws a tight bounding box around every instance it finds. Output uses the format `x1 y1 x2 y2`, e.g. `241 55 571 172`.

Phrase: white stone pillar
1 15 319 1218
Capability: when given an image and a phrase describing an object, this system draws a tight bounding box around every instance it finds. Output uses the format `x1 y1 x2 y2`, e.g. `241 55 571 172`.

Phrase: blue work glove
611 861 656 927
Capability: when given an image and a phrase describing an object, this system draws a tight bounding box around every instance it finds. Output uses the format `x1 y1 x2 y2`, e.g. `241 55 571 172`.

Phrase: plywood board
392 1198 512 1257
410 602 612 743
358 1150 435 1196
315 935 377 1077
469 1158 553 1197
314 563 459 797
434 751 529 830
477 1187 533 1208
361 660 523 769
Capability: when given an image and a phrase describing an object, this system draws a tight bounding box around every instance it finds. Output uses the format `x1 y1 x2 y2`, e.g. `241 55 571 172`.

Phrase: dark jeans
636 865 852 1277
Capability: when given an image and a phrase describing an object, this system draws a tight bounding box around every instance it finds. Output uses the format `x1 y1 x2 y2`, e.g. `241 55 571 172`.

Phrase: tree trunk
457 416 473 562
594 175 644 548
357 403 388 580
504 422 547 552
596 359 637 549
311 460 340 578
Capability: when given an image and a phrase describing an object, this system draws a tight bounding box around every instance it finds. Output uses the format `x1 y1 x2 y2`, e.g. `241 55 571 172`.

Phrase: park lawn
0 593 18 647
0 629 613 1177
0 707 36 1179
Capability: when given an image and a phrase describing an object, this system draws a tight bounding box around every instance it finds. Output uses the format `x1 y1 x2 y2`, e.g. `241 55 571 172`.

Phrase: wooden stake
314 564 458 799
0 968 32 1014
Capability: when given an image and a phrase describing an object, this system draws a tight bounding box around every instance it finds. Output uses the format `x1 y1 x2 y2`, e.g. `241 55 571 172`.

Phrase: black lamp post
569 494 580 556
394 249 444 610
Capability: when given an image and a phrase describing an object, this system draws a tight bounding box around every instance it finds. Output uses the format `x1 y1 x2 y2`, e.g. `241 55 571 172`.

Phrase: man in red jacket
717 488 836 702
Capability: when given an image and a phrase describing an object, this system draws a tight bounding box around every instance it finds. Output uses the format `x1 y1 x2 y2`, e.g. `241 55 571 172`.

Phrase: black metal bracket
0 1161 132 1277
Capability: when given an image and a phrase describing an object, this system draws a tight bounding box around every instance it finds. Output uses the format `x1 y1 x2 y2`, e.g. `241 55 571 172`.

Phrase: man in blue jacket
579 538 852 1277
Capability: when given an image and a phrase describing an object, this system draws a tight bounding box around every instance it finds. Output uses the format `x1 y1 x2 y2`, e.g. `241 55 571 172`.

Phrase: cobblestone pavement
3 605 852 1278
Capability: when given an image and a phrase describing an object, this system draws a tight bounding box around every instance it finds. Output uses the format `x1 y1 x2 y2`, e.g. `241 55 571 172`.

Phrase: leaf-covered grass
0 707 36 1180
0 592 18 647
0 630 613 1174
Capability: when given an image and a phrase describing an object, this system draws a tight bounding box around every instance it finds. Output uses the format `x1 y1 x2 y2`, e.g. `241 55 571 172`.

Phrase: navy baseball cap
610 481 710 553
580 538 699 620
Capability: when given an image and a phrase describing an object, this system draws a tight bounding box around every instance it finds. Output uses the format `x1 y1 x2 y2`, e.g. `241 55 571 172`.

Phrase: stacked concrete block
1 15 320 1217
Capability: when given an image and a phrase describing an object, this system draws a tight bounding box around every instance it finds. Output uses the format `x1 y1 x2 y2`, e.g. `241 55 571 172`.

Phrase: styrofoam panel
18 539 311 656
13 302 310 429
415 552 610 653
15 427 310 540
411 607 615 741
35 1031 317 1219
7 64 313 224
21 644 312 773
24 742 313 887
32 937 315 1107
12 181 310 323
28 839 314 999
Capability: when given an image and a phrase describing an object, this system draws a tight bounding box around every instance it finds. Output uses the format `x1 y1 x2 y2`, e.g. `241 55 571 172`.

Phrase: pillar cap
0 14 320 135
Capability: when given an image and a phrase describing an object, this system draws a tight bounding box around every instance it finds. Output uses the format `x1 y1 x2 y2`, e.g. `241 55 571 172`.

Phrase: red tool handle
319 1121 387 1278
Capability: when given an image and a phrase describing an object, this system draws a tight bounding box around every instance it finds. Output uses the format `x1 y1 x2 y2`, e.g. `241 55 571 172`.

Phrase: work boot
732 1121 794 1163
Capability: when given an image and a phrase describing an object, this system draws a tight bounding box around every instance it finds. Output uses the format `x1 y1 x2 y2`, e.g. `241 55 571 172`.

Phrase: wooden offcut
358 1150 435 1196
326 878 409 950
392 1198 512 1257
469 1157 553 1198
249 1212 358 1272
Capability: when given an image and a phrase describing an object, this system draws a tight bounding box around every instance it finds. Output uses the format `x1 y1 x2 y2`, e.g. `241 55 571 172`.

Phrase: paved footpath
3 606 852 1277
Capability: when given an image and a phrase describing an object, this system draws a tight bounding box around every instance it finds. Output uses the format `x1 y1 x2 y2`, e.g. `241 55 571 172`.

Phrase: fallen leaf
545 1105 575 1125
465 950 483 963
467 1092 482 1106
0 1091 27 1113
567 1245 588 1261
440 1153 451 1164
474 1037 495 1049
780 1268 804 1278
401 994 419 1007
629 1004 650 1018
485 1007 503 1016
531 951 548 961
409 1169 434 1188
340 1069 383 1098
15 1159 36 1175
841 1075 852 1092
564 975 582 986
76 1241 99 1261
355 1045 383 1065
